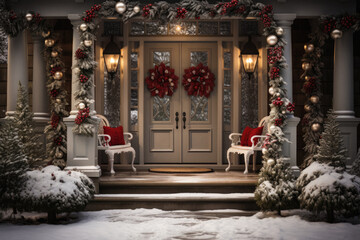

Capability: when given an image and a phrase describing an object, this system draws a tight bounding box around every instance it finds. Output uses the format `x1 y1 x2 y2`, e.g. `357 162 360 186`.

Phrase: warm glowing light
246 58 253 64
175 25 181 32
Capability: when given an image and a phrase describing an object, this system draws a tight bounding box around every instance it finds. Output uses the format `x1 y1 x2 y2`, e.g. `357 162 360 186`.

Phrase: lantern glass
103 37 121 76
240 36 259 74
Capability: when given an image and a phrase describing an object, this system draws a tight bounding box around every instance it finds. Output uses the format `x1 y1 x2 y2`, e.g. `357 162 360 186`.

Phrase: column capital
274 13 297 27
68 14 82 26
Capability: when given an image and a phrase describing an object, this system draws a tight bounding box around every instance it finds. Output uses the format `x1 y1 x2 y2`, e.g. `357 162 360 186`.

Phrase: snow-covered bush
350 148 360 177
20 166 95 222
299 170 360 222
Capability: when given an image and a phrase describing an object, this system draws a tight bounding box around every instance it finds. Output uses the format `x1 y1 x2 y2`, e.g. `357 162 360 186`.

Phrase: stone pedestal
283 116 301 176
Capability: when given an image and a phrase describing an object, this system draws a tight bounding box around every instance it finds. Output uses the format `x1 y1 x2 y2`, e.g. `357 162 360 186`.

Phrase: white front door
144 42 218 164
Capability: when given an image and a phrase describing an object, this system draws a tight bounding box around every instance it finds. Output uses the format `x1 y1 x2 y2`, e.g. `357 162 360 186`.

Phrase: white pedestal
283 116 300 176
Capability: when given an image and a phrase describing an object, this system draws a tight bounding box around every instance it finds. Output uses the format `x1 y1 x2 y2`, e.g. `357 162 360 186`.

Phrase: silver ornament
42 31 50 38
133 6 141 13
310 95 319 104
84 39 93 47
302 62 311 71
266 35 278 46
267 158 275 165
25 13 33 21
311 123 321 132
331 29 343 39
115 2 127 14
45 39 55 47
304 44 314 53
78 103 86 110
54 71 63 80
51 51 58 58
269 87 275 95
262 148 268 155
80 23 88 32
275 27 284 36
276 92 281 97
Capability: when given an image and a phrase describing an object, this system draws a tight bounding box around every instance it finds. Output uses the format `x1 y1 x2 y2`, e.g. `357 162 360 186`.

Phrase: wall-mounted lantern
103 36 122 79
240 36 259 75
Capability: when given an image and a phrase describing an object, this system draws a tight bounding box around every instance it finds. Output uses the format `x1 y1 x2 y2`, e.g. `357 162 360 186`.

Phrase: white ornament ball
331 29 343 39
311 123 321 132
42 31 50 38
78 103 86 110
282 110 286 114
302 62 311 71
267 158 275 165
45 39 55 47
133 6 141 13
266 35 278 46
276 92 281 97
25 13 33 21
54 71 63 80
56 98 61 103
51 51 58 58
262 148 268 155
74 67 80 75
275 27 284 36
80 23 88 32
84 39 93 47
115 2 127 14
268 87 275 95
55 151 63 159
304 44 315 53
155 90 159 94
269 125 276 132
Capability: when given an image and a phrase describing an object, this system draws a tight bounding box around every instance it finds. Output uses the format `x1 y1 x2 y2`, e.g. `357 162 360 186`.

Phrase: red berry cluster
303 77 317 93
75 48 86 59
142 4 152 17
268 47 283 65
80 74 89 83
9 11 17 21
209 10 217 18
75 107 90 125
236 5 246 14
272 97 284 106
54 136 63 146
340 15 356 29
264 5 273 13
33 13 42 23
260 5 273 27
51 114 60 128
50 66 62 75
287 103 295 112
219 0 239 15
50 89 59 98
176 7 187 19
270 67 280 79
275 118 283 126
83 4 101 23
301 117 309 126
323 19 336 33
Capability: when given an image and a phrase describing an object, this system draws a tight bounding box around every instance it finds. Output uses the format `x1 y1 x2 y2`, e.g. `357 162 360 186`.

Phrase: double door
144 42 218 163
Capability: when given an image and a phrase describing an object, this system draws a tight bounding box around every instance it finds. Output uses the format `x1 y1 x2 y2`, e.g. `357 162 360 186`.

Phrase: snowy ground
1 209 359 240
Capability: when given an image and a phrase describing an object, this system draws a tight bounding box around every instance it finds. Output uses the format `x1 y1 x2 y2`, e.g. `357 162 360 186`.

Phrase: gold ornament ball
305 76 310 81
302 62 311 71
269 87 275 95
45 39 55 47
304 44 315 53
54 71 63 80
79 23 88 32
42 31 50 38
266 35 278 46
25 13 33 21
310 95 319 104
78 102 86 110
115 1 127 14
51 51 58 58
84 39 93 47
133 6 141 13
304 105 311 112
267 158 275 165
311 123 321 132
331 29 343 39
55 151 63 159
275 27 284 36
56 98 61 103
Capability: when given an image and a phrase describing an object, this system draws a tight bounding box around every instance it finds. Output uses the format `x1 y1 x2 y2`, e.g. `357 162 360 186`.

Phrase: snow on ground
1 209 360 240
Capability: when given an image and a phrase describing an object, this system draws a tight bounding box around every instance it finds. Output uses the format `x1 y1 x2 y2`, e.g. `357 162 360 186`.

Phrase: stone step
86 193 259 211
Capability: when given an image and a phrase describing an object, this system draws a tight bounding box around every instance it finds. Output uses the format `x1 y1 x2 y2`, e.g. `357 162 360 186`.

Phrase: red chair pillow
103 126 125 146
240 126 252 146
248 126 264 146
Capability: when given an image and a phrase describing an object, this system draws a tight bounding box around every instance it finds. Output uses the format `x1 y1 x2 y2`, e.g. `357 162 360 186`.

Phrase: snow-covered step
86 193 258 211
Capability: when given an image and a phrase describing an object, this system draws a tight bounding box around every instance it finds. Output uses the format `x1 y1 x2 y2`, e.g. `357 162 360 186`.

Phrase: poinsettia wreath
182 63 215 98
145 62 179 98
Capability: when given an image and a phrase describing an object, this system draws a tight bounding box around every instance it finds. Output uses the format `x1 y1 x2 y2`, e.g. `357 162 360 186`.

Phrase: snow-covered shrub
20 166 95 222
350 148 360 177
0 120 29 211
299 171 360 222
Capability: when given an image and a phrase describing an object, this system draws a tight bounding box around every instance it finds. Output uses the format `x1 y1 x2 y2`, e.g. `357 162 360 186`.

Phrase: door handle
175 112 179 129
182 112 186 129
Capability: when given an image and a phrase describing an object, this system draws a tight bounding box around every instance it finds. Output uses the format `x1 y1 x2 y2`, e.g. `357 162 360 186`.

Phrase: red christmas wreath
182 63 215 98
145 62 179 98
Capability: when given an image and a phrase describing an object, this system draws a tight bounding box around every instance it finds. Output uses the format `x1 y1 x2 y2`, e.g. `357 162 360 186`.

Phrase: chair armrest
98 134 111 148
229 133 242 146
250 135 267 148
124 132 133 144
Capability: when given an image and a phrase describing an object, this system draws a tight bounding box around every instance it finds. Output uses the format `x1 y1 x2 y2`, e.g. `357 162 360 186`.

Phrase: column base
335 117 360 166
283 116 300 170
33 117 50 155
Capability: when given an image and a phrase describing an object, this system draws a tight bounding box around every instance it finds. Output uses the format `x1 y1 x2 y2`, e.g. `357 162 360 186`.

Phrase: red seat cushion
240 126 252 146
103 126 125 146
248 126 264 146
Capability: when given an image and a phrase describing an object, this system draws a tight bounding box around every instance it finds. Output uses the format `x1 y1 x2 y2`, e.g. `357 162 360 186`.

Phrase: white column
333 30 360 165
6 31 28 117
64 14 101 190
32 34 49 120
274 13 300 176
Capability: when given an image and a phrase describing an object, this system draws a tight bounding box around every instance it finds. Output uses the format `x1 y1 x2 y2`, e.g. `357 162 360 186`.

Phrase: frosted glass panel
198 22 218 35
191 96 208 121
224 52 231 68
153 96 170 121
224 89 231 106
153 51 170 66
146 22 167 35
169 22 197 35
130 53 138 68
131 70 138 87
131 89 138 107
131 109 138 125
224 107 231 125
130 22 144 35
220 22 232 35
224 70 231 87
190 51 208 67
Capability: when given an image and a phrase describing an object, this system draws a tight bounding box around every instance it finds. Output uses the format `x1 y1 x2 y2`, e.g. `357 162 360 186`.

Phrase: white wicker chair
226 116 269 174
97 114 136 174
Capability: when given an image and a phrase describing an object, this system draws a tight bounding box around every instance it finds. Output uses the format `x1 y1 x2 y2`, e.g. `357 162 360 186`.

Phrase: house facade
1 0 359 187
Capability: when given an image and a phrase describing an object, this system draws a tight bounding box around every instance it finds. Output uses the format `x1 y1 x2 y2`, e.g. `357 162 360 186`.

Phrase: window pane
130 52 138 68
130 22 145 35
153 51 170 66
153 96 170 121
198 22 218 35
131 70 138 88
220 22 232 35
146 22 167 35
131 89 138 107
191 96 208 121
190 51 208 66
224 89 231 106
131 108 138 125
224 52 231 68
169 22 197 35
224 107 231 125
224 70 231 87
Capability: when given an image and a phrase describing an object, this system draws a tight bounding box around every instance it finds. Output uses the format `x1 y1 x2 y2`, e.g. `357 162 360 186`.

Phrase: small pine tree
350 148 360 177
14 82 44 167
314 109 347 169
0 120 29 213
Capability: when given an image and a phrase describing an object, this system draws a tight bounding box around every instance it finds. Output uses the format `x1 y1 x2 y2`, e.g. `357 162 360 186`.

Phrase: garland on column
0 3 69 166
300 15 359 169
